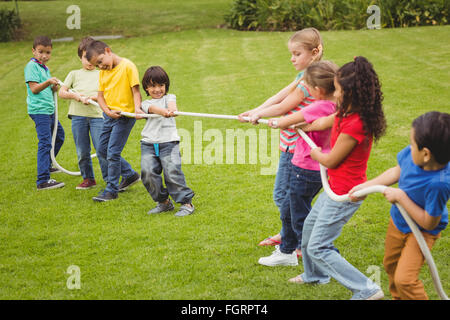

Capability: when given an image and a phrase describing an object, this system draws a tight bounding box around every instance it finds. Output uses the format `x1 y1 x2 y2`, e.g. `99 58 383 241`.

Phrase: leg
383 218 407 300
159 142 194 204
30 114 52 185
105 116 136 194
141 142 168 202
306 193 381 299
300 192 331 284
88 117 108 180
393 229 439 300
51 113 65 159
72 116 94 180
288 167 322 251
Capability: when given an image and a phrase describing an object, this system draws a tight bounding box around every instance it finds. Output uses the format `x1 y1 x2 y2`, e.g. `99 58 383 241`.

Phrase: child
258 61 338 267
238 27 323 247
25 35 65 190
289 57 387 300
59 37 107 190
85 40 142 202
140 66 195 217
350 111 450 300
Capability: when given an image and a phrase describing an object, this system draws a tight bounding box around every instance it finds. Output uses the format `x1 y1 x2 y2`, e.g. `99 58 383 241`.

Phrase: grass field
0 1 449 300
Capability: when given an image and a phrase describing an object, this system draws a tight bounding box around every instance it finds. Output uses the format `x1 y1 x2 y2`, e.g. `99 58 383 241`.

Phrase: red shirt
328 113 372 195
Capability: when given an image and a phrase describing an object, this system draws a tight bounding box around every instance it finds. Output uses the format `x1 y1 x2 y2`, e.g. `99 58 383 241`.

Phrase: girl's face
146 83 166 99
288 41 315 71
304 82 323 100
333 77 343 105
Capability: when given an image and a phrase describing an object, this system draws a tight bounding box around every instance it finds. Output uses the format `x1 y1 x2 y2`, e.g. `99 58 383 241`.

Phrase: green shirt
63 68 102 118
24 59 55 115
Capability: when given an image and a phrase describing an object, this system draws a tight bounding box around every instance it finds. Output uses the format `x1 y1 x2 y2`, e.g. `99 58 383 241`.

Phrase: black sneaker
50 167 62 174
118 172 140 192
37 179 65 190
92 190 118 202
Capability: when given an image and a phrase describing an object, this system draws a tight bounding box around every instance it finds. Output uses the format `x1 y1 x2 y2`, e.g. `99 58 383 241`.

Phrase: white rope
50 80 98 176
120 111 270 124
294 127 448 300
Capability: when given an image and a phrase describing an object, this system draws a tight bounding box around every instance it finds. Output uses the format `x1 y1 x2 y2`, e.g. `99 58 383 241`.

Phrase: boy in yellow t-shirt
85 40 144 202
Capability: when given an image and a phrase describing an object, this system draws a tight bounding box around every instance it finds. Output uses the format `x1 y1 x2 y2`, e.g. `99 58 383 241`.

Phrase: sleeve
302 102 335 123
127 61 140 88
340 115 366 144
425 182 450 218
63 71 75 89
167 94 176 103
98 71 105 92
396 146 410 166
141 100 150 113
24 63 40 83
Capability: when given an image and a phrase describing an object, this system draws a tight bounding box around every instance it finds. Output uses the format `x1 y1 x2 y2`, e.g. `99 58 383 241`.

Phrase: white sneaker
258 246 298 267
365 289 384 300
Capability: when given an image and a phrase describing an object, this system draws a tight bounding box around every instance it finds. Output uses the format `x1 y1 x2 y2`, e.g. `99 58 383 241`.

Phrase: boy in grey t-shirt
140 66 195 217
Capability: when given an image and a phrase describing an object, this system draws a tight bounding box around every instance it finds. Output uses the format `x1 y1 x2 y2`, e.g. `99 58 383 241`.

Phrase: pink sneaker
76 179 97 190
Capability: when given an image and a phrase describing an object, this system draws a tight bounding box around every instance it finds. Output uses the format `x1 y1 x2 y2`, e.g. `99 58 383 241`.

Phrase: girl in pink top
257 61 338 267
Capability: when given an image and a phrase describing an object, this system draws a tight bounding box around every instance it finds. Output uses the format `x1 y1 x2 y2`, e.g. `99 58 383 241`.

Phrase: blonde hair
303 60 338 94
289 27 323 62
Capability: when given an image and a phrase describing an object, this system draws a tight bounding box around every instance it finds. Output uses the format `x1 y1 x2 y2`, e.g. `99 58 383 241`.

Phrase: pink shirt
291 100 336 171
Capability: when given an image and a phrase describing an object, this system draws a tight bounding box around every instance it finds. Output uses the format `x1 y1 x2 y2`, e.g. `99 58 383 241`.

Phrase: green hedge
224 0 449 31
0 7 20 42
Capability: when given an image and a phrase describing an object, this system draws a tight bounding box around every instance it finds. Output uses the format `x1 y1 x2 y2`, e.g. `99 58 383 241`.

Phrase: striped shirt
279 72 315 153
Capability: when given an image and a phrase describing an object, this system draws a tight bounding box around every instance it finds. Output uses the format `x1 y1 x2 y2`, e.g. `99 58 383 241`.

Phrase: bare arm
97 91 120 119
254 87 305 120
301 113 336 132
310 133 358 169
384 188 441 230
28 77 59 94
238 78 300 121
132 85 144 119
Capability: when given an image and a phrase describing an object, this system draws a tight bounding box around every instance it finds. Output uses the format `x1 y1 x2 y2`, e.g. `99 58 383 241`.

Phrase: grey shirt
140 94 180 144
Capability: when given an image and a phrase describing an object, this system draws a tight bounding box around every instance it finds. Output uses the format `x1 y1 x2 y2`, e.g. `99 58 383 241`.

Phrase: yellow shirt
98 58 139 113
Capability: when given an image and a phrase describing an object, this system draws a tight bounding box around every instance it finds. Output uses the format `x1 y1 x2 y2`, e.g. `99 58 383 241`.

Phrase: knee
393 272 415 292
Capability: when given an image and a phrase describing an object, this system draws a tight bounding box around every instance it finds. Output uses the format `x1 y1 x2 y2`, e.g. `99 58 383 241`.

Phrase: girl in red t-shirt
289 57 387 300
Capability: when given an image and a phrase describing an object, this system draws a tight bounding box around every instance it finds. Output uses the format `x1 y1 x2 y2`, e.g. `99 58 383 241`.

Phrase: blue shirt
390 146 449 235
24 59 55 114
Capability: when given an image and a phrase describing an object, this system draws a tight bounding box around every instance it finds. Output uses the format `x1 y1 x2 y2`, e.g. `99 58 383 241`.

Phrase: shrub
0 8 20 42
224 0 449 31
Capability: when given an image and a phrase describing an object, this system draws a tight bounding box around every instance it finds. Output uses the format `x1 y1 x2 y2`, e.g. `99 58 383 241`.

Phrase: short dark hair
412 111 450 165
33 36 52 48
78 37 95 58
142 66 170 96
85 40 109 61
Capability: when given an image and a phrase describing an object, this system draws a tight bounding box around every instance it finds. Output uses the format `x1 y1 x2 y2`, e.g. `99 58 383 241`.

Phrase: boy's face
410 128 427 166
146 83 166 99
32 45 52 64
89 48 113 70
81 51 95 71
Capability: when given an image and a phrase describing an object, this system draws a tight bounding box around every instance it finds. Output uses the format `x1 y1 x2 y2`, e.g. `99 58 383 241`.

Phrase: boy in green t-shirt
25 36 65 190
59 37 107 190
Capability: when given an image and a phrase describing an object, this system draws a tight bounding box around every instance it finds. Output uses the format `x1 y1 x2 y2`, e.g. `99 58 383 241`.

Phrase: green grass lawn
0 1 449 300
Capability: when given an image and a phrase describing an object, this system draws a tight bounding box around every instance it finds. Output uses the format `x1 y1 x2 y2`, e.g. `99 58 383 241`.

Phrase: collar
30 58 49 71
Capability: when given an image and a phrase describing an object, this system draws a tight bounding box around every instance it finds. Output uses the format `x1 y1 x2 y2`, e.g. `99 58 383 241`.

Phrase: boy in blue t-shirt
25 36 65 190
350 111 450 300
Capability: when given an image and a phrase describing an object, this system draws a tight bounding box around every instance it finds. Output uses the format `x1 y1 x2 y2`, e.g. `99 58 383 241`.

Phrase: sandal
288 274 304 284
258 235 281 246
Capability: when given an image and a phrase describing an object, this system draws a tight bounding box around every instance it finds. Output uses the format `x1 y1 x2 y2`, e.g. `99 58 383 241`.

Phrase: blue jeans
273 151 293 208
279 166 322 254
141 141 194 204
71 116 107 180
29 113 65 186
98 113 137 194
300 192 381 299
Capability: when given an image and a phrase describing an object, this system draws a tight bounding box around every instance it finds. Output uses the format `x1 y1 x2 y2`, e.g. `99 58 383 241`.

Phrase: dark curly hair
336 56 386 141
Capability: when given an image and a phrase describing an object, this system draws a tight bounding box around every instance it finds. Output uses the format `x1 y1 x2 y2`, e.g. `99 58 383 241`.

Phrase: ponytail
336 56 386 141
